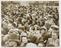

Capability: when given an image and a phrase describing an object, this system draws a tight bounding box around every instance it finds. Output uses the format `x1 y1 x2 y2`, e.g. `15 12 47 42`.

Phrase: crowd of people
1 1 59 47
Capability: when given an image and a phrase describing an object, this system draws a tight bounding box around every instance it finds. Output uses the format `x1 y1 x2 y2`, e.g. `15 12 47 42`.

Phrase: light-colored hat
51 25 59 29
20 32 27 37
26 43 37 47
9 28 19 33
18 24 23 29
48 14 53 18
40 26 47 31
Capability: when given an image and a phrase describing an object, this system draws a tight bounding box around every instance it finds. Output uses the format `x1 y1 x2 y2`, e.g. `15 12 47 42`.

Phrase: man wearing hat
45 14 55 29
49 24 59 34
3 28 20 47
